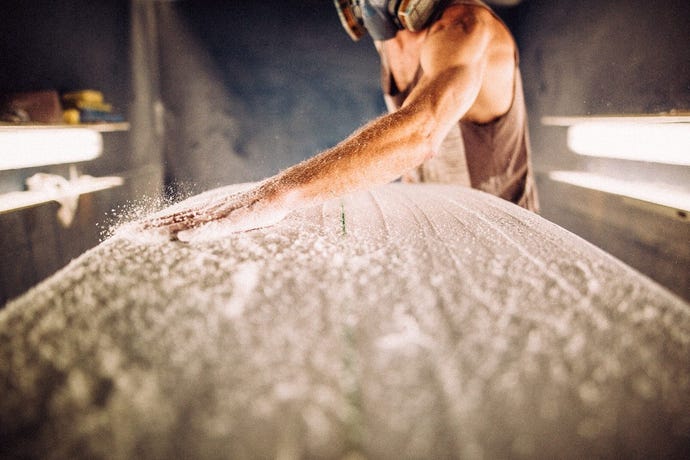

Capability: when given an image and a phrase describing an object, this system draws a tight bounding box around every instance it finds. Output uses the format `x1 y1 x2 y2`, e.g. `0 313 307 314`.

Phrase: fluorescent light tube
0 128 103 170
567 122 690 165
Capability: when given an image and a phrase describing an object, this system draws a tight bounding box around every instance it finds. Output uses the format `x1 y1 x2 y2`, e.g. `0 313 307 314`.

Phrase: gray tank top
379 0 539 211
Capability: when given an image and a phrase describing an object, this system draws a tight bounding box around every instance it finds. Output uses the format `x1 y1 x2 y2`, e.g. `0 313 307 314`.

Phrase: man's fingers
140 215 183 230
136 192 261 239
142 207 217 230
140 205 237 239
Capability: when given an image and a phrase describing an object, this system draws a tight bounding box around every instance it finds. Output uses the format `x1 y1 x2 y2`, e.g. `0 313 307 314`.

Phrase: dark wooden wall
1 181 135 303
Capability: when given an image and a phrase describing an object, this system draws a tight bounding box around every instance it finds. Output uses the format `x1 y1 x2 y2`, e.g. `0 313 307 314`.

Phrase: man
145 0 538 240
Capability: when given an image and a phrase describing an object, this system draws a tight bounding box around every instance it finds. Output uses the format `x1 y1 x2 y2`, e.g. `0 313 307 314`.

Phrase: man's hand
140 181 292 241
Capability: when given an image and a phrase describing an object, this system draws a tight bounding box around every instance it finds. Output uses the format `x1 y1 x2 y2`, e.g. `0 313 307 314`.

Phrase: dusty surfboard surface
1 183 689 459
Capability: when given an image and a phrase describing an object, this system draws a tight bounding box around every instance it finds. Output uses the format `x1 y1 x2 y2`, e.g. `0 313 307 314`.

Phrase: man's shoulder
439 2 502 25
433 1 514 49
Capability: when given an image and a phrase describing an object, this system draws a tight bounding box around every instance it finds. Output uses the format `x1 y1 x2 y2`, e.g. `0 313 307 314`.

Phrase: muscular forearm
268 104 436 210
266 62 481 212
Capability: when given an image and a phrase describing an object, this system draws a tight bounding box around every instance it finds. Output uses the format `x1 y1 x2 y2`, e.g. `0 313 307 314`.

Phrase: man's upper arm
399 6 495 148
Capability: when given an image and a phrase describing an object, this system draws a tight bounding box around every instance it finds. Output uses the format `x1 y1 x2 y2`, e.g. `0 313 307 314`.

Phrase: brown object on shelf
0 90 63 124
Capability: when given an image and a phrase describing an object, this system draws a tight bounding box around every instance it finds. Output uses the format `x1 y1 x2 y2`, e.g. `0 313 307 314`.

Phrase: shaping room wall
155 0 386 196
517 0 690 173
514 0 690 299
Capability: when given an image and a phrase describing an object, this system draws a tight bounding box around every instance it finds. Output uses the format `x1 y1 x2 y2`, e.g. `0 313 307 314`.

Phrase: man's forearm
269 105 436 209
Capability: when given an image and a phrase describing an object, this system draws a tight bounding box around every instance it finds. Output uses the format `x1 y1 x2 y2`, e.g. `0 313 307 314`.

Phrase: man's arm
144 6 502 238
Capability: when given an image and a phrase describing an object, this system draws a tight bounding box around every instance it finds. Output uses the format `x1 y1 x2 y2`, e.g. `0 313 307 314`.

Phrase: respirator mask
334 0 444 41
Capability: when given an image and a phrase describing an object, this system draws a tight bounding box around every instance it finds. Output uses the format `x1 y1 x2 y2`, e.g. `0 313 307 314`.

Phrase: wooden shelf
0 175 124 214
548 171 690 214
0 122 129 132
542 113 690 126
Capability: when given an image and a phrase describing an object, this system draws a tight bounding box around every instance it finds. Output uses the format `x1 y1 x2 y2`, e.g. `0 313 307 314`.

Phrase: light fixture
542 114 690 166
548 170 690 212
0 127 103 171
567 122 690 165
